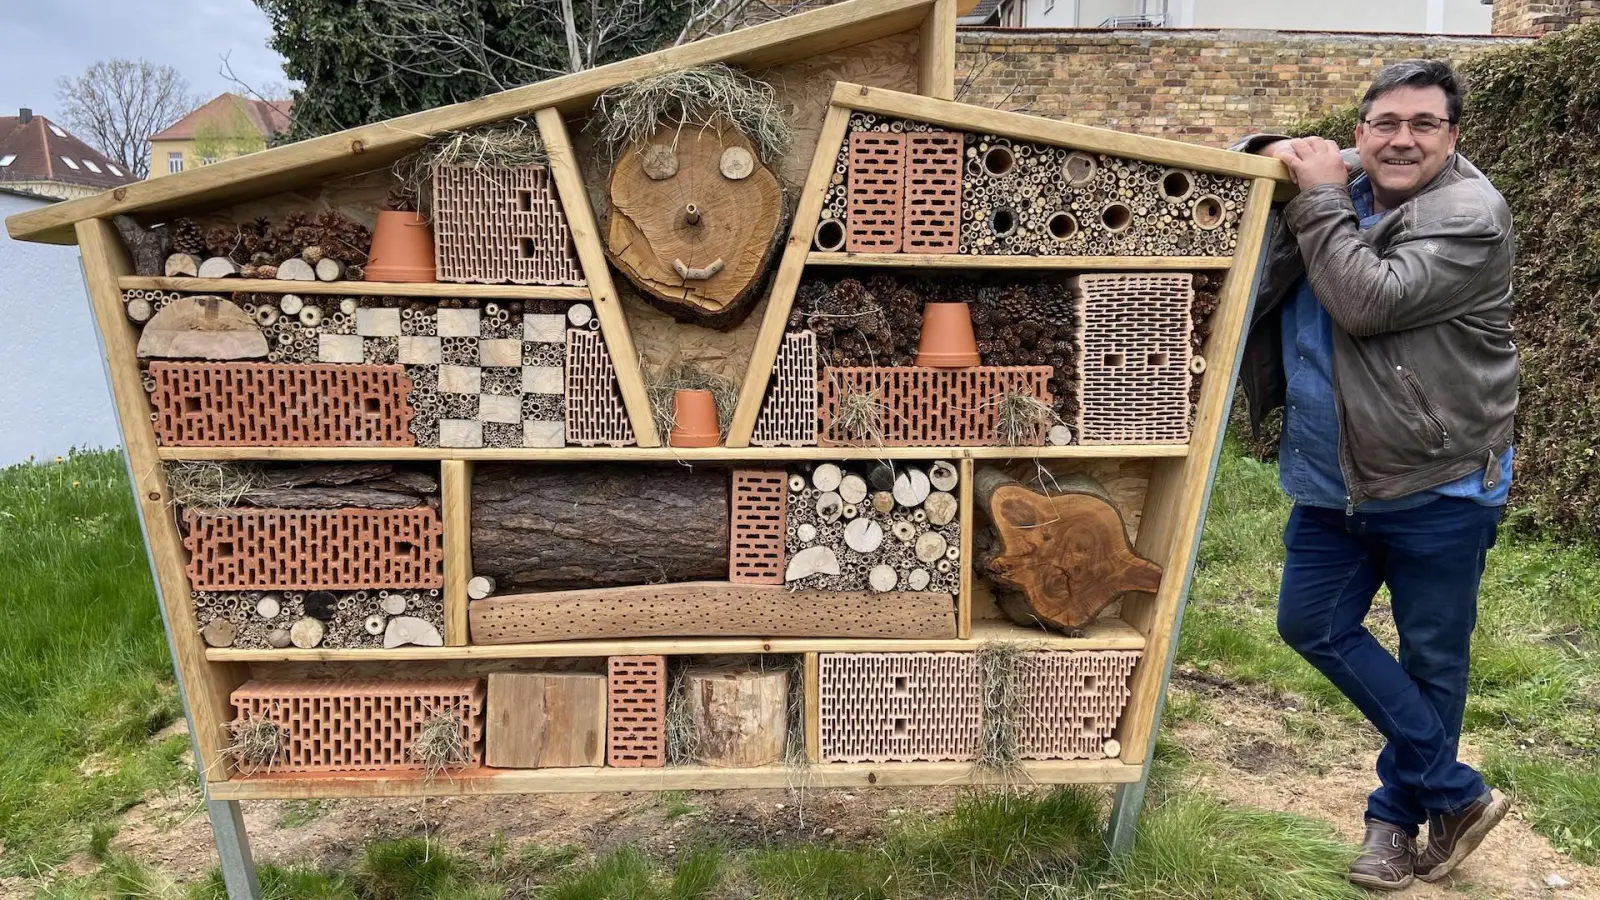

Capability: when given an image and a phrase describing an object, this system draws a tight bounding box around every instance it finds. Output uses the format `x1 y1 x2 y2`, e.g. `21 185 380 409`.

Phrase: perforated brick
819 652 981 762
751 331 819 447
729 469 787 584
1072 274 1193 444
149 363 415 446
432 164 585 285
607 656 666 768
817 365 1053 447
846 132 905 252
183 508 445 591
1017 651 1141 760
902 131 963 253
564 328 636 447
229 678 484 774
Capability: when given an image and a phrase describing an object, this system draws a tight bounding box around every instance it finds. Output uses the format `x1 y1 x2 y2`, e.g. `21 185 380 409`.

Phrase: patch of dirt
1171 679 1600 899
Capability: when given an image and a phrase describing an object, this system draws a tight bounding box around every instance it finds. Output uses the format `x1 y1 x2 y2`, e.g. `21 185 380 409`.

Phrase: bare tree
55 59 201 179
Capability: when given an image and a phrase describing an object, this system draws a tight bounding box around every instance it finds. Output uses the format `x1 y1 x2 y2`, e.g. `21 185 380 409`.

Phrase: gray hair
1360 60 1465 122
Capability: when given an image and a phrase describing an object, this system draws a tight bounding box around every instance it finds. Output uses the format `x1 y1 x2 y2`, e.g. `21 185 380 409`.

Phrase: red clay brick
729 469 787 585
817 365 1053 447
149 363 415 447
607 656 666 768
183 508 445 591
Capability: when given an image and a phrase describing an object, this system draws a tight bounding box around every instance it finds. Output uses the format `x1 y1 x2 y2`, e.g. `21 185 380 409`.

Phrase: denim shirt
1278 175 1513 511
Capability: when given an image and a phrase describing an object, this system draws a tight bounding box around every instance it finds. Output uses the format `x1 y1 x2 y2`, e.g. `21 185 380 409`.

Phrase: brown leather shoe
1347 819 1416 891
1415 789 1510 882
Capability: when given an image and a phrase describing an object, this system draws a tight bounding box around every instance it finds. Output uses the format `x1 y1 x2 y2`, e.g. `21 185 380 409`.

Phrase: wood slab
485 672 606 768
469 582 956 644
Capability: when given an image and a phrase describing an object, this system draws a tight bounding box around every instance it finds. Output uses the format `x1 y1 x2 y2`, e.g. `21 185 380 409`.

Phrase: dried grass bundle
594 64 791 161
644 360 739 441
393 116 548 209
165 461 264 508
830 387 889 446
226 715 284 774
995 390 1058 447
976 642 1026 772
409 705 472 780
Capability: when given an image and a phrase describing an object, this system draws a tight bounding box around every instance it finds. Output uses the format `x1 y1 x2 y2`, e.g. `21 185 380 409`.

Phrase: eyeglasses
1363 116 1453 137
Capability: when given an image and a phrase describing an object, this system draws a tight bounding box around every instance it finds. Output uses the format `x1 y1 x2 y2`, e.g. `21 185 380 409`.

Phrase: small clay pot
914 302 981 368
364 211 436 282
669 389 721 448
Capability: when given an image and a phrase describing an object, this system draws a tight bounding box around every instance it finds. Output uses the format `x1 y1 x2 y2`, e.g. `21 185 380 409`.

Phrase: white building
970 0 1494 33
0 189 122 464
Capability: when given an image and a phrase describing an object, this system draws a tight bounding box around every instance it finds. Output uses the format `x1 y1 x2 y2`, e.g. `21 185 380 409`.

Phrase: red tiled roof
149 94 292 142
0 111 138 189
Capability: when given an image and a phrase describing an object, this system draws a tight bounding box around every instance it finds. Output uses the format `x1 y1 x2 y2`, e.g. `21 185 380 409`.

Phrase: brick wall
955 29 1531 146
1491 0 1600 34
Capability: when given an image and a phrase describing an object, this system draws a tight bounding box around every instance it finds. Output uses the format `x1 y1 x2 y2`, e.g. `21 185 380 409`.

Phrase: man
1236 60 1517 890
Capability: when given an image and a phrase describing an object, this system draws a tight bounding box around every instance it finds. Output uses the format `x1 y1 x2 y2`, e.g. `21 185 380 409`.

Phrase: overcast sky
0 0 290 120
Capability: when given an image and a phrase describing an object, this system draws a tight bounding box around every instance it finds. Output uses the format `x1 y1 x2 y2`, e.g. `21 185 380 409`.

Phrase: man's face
1355 85 1458 203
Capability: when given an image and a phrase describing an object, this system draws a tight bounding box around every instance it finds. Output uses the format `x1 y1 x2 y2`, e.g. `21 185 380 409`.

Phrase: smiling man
1235 61 1518 890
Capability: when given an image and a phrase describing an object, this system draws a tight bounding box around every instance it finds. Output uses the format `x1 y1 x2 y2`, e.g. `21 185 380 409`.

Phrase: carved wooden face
606 120 784 330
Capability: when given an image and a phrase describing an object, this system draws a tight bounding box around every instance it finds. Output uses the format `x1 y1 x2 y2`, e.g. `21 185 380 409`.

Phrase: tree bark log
974 466 1163 635
471 463 729 591
683 666 788 768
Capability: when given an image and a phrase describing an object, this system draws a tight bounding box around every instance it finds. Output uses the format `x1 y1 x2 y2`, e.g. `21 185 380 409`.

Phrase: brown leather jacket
1236 137 1518 508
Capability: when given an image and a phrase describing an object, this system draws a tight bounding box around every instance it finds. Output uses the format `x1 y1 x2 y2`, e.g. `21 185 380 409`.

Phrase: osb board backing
570 32 921 385
970 457 1151 623
192 169 393 237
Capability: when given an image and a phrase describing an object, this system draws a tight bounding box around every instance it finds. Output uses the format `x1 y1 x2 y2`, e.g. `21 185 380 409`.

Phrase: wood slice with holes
682 666 788 767
974 467 1163 635
604 120 784 330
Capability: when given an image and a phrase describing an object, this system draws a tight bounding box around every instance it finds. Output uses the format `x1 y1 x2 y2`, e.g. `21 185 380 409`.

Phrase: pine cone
171 218 205 255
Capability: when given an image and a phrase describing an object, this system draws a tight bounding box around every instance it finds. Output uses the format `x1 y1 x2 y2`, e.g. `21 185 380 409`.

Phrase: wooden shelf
117 276 592 300
208 758 1143 800
806 252 1232 270
156 444 1189 462
207 617 1145 662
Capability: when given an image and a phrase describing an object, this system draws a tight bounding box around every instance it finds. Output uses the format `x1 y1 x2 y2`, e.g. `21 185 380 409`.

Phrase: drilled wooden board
470 582 956 643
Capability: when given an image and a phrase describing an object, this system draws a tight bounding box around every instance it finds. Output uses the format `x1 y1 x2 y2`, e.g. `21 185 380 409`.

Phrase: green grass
0 450 187 874
1181 438 1600 861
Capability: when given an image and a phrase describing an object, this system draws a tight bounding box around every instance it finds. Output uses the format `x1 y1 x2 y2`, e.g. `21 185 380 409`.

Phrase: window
48 123 66 137
60 156 79 170
82 160 102 174
0 154 15 167
107 163 123 177
201 155 217 166
168 152 184 174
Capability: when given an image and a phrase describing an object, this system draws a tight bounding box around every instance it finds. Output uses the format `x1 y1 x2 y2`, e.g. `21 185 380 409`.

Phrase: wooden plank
1115 176 1277 765
832 83 1291 183
486 672 607 768
727 102 855 447
156 444 1191 463
535 107 660 448
76 218 250 783
208 615 1145 661
806 253 1233 270
918 0 958 101
118 277 590 300
5 0 937 245
441 460 471 646
804 653 822 763
958 457 974 639
470 582 958 644
208 758 1143 799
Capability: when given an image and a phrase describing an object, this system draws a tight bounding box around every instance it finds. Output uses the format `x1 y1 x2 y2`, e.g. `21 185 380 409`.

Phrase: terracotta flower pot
669 389 721 448
364 211 437 282
914 302 981 368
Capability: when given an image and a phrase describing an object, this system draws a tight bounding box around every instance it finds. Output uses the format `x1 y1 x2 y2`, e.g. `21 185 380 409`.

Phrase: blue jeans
1276 497 1500 833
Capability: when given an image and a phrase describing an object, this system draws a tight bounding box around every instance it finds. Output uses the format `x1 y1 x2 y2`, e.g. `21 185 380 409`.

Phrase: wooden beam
156 444 1190 463
76 218 249 783
804 652 822 763
726 102 854 447
4 0 936 245
208 758 1143 800
441 460 471 646
118 277 590 300
534 107 661 447
806 253 1233 270
209 616 1146 661
831 83 1292 183
958 457 975 639
919 0 958 100
1115 176 1277 765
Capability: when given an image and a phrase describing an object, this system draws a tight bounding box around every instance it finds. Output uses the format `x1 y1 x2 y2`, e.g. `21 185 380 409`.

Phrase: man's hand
1261 137 1350 191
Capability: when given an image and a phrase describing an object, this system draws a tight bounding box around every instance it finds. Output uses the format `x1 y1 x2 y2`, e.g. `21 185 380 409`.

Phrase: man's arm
1285 185 1505 336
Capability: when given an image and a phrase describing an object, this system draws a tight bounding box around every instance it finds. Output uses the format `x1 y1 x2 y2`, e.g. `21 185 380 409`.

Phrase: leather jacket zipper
1400 366 1449 444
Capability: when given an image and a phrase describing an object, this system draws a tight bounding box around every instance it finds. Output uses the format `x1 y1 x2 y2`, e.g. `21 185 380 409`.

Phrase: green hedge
1253 29 1600 539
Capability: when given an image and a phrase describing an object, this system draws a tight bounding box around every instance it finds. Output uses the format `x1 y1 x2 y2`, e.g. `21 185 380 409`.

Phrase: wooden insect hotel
4 0 1289 878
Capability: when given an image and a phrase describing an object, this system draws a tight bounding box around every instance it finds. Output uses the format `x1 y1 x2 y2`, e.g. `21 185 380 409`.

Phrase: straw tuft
976 642 1026 772
644 360 739 441
594 64 792 162
226 715 285 774
995 390 1059 447
409 704 472 781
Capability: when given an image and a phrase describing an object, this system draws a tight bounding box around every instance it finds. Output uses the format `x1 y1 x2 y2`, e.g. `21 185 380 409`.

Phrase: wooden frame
18 0 1290 822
